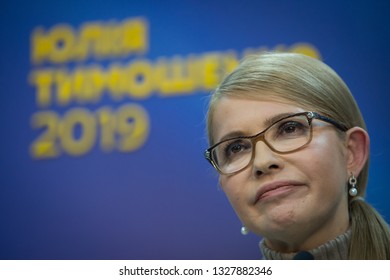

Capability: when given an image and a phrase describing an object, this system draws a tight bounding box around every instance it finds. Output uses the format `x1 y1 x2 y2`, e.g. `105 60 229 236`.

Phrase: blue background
0 0 389 259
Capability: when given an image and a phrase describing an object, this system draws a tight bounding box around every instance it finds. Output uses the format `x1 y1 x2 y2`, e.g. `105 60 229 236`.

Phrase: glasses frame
204 111 348 175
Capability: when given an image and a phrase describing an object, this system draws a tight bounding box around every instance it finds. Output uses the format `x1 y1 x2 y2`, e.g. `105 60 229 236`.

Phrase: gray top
259 229 351 260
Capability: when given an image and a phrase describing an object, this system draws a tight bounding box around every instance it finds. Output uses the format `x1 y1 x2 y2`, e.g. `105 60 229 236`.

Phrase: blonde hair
206 52 390 259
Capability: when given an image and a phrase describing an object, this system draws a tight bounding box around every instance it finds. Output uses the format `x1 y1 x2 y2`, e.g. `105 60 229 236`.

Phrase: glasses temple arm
311 112 348 131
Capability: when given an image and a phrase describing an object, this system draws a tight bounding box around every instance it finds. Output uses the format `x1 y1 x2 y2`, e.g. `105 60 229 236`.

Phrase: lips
254 180 304 203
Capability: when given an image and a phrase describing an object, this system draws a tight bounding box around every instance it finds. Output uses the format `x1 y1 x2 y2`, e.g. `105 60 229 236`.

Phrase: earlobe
345 127 370 176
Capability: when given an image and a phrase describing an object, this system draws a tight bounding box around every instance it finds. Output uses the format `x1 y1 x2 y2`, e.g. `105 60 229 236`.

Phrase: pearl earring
349 174 358 197
241 226 249 235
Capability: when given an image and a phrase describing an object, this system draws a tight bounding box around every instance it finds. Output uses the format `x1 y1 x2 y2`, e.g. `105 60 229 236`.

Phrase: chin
262 211 300 232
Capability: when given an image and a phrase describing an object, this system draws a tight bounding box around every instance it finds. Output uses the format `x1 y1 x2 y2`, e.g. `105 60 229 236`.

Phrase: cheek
300 137 348 196
308 132 347 169
219 175 247 212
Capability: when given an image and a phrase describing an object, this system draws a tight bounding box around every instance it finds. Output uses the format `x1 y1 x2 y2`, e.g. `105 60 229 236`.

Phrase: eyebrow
263 111 298 127
217 111 300 143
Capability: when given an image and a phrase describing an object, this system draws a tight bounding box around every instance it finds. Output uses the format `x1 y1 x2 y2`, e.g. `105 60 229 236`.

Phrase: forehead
212 97 306 142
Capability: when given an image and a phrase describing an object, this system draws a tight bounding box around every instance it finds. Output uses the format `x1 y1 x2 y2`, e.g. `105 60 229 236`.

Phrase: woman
204 52 390 259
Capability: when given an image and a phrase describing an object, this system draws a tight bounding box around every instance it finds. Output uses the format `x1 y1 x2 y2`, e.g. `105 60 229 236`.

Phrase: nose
252 140 282 177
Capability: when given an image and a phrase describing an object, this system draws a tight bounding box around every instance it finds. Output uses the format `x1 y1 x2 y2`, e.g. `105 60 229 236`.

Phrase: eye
228 143 244 153
282 121 301 133
223 139 251 158
276 120 308 137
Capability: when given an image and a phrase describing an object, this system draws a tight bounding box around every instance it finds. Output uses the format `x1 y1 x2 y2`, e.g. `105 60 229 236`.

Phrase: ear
345 127 370 176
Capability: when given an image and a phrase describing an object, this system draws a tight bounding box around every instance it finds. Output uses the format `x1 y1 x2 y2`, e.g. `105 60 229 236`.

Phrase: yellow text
31 18 148 64
29 43 320 108
30 103 149 158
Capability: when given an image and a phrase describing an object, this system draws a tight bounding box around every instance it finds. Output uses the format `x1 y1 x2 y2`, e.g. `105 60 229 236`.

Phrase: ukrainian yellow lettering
156 56 198 95
106 64 127 100
125 60 153 99
30 70 53 107
31 25 76 64
73 23 105 61
121 19 148 55
55 70 72 106
30 52 234 106
30 44 320 110
48 25 76 63
31 27 52 64
31 18 148 64
202 53 224 90
72 66 106 103
222 52 240 75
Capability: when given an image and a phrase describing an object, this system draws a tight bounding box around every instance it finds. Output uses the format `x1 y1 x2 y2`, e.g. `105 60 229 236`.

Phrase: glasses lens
212 138 253 174
265 114 311 152
211 114 312 174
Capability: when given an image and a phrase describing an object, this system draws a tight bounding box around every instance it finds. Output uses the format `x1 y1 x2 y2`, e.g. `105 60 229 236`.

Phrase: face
212 96 351 252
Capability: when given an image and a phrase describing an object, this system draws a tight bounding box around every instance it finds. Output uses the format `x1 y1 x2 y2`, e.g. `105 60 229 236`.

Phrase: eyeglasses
204 111 348 175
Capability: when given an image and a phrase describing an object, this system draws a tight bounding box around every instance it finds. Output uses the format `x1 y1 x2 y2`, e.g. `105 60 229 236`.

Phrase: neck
264 221 349 253
263 202 350 253
260 228 352 260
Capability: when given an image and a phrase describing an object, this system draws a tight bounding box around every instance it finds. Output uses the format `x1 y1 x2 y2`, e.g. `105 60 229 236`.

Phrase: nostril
255 170 263 177
269 164 279 170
